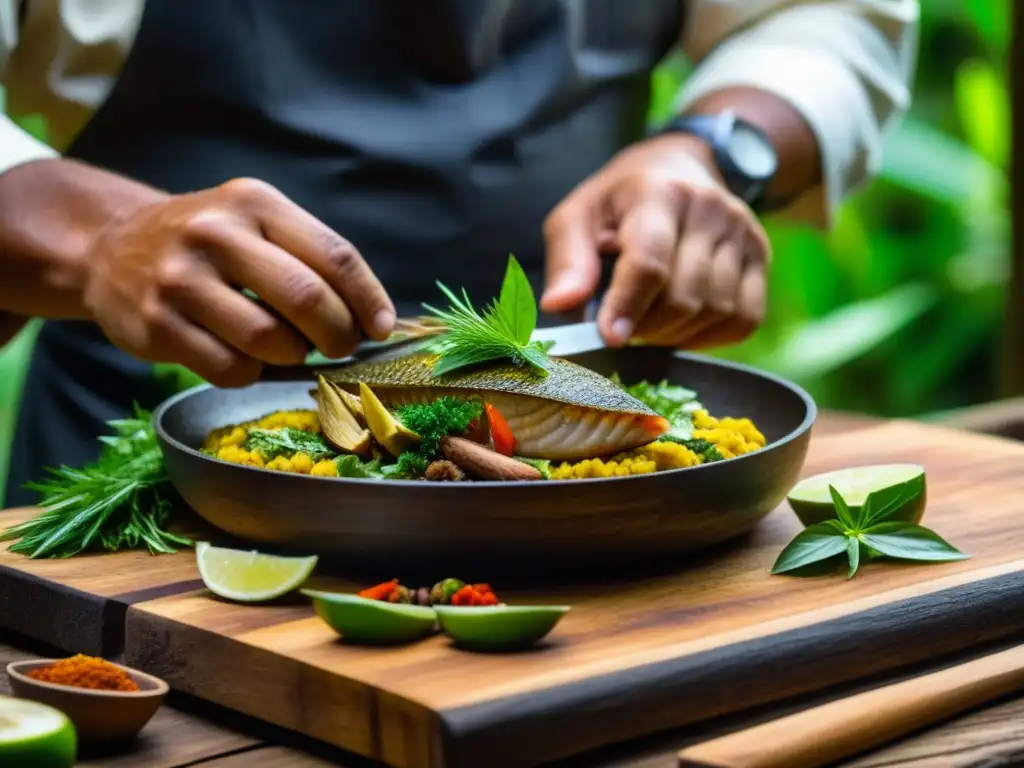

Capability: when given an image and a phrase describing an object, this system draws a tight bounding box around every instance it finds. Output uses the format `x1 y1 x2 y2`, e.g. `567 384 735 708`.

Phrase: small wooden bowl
6 659 168 744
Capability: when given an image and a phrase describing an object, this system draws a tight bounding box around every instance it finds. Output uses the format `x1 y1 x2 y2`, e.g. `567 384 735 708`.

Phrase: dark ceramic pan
154 347 816 571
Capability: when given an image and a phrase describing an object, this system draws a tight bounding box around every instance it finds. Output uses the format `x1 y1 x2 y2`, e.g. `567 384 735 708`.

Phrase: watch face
728 124 778 182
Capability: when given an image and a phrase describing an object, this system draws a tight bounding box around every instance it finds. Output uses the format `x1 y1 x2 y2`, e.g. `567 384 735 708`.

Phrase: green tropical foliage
0 1 1010 501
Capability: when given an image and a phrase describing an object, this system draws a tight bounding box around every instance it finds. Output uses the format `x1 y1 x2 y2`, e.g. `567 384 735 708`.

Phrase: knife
258 320 615 382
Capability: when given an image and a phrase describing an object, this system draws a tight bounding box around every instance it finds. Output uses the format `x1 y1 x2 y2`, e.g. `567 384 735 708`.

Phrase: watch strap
653 110 777 213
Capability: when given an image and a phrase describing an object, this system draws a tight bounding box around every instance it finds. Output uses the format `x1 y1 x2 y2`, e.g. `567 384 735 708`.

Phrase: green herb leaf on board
846 536 862 579
859 522 969 562
830 484 858 530
772 480 968 579
770 521 848 575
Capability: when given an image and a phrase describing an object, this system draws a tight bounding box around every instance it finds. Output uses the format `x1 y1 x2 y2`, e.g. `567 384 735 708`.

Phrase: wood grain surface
677 644 1024 768
2 418 1024 768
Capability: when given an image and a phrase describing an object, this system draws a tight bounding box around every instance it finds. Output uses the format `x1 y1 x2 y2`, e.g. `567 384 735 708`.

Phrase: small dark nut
424 459 466 482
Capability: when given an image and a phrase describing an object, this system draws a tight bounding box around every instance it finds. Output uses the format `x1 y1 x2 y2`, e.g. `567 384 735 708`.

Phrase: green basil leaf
497 254 537 345
855 493 873 530
860 522 969 562
518 344 553 375
432 346 510 377
829 485 857 531
771 521 849 575
862 481 924 528
846 536 861 579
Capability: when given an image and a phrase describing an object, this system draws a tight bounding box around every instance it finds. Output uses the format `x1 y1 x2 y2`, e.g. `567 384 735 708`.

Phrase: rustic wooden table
2 412 1023 768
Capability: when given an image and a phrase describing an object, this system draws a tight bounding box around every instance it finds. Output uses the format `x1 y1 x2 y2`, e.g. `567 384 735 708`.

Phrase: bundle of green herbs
0 406 190 558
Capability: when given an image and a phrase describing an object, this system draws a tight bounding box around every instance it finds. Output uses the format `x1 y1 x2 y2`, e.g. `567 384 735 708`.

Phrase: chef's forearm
677 0 918 227
0 156 164 318
679 86 822 211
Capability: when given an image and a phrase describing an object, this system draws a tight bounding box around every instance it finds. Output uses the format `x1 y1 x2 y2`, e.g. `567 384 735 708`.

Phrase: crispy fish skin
322 350 670 460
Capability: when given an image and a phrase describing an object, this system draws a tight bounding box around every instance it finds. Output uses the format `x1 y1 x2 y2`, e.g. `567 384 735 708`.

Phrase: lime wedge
302 590 437 645
0 695 77 767
434 605 570 652
787 463 927 528
196 542 317 602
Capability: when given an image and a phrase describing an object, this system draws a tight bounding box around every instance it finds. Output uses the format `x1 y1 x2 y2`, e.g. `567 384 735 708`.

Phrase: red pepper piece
450 584 500 607
358 579 398 602
484 403 516 456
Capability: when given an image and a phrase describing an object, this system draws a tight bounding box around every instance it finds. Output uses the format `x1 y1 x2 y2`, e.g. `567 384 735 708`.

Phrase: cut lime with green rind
0 695 77 768
196 542 318 603
787 464 927 528
302 590 438 645
434 605 570 652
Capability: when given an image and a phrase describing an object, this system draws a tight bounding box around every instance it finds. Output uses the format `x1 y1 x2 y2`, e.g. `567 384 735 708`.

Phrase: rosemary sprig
423 255 553 378
0 405 191 558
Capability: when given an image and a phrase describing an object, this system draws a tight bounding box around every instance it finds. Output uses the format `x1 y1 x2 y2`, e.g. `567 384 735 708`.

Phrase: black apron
4 0 682 506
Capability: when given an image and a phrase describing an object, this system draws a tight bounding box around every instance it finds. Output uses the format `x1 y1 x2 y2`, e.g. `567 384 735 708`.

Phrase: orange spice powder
28 654 140 692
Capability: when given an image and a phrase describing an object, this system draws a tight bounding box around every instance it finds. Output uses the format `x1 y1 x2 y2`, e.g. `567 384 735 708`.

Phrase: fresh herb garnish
395 397 484 457
334 454 386 479
665 437 724 463
383 396 486 478
243 427 335 462
391 452 431 478
424 255 552 378
771 483 968 578
514 456 552 479
611 374 703 441
0 406 191 558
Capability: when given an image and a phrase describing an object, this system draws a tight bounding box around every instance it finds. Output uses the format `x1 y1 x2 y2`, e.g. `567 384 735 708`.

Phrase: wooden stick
678 644 1024 768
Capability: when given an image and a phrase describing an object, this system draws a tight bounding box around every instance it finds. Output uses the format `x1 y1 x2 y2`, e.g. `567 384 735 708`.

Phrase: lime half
0 695 77 768
196 542 318 602
303 590 438 645
787 463 927 528
435 605 570 652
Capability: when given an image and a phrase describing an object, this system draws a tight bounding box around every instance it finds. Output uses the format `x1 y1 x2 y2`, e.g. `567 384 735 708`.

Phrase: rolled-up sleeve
677 0 919 228
1 0 58 174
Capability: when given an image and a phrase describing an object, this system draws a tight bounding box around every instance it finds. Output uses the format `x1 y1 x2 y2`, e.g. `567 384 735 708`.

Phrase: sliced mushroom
359 382 420 457
317 375 371 453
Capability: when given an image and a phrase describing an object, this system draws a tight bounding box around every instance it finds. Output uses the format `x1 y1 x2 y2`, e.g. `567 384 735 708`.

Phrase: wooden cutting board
2 419 1024 768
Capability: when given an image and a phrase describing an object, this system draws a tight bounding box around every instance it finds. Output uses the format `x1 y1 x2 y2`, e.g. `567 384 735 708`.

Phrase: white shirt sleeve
1 0 58 174
677 0 919 228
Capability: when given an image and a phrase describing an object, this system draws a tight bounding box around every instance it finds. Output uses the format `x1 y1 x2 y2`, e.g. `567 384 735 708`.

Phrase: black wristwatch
653 110 779 213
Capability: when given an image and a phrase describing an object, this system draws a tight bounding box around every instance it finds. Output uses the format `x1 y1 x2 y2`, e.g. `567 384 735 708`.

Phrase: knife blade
530 321 608 357
260 320 614 382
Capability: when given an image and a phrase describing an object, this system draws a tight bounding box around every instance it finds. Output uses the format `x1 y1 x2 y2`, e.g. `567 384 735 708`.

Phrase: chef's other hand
540 134 770 349
83 177 395 387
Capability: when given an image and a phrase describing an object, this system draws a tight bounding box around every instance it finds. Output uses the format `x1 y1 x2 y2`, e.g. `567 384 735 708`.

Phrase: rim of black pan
152 351 819 488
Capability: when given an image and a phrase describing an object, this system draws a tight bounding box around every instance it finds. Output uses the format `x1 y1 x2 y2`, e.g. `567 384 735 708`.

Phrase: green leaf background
0 2 1011 501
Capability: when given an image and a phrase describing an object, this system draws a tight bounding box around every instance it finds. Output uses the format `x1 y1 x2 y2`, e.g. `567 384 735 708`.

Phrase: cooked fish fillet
323 349 669 460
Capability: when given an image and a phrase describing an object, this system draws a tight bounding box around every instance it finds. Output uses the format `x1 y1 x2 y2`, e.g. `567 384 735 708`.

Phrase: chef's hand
540 134 771 349
82 177 395 387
